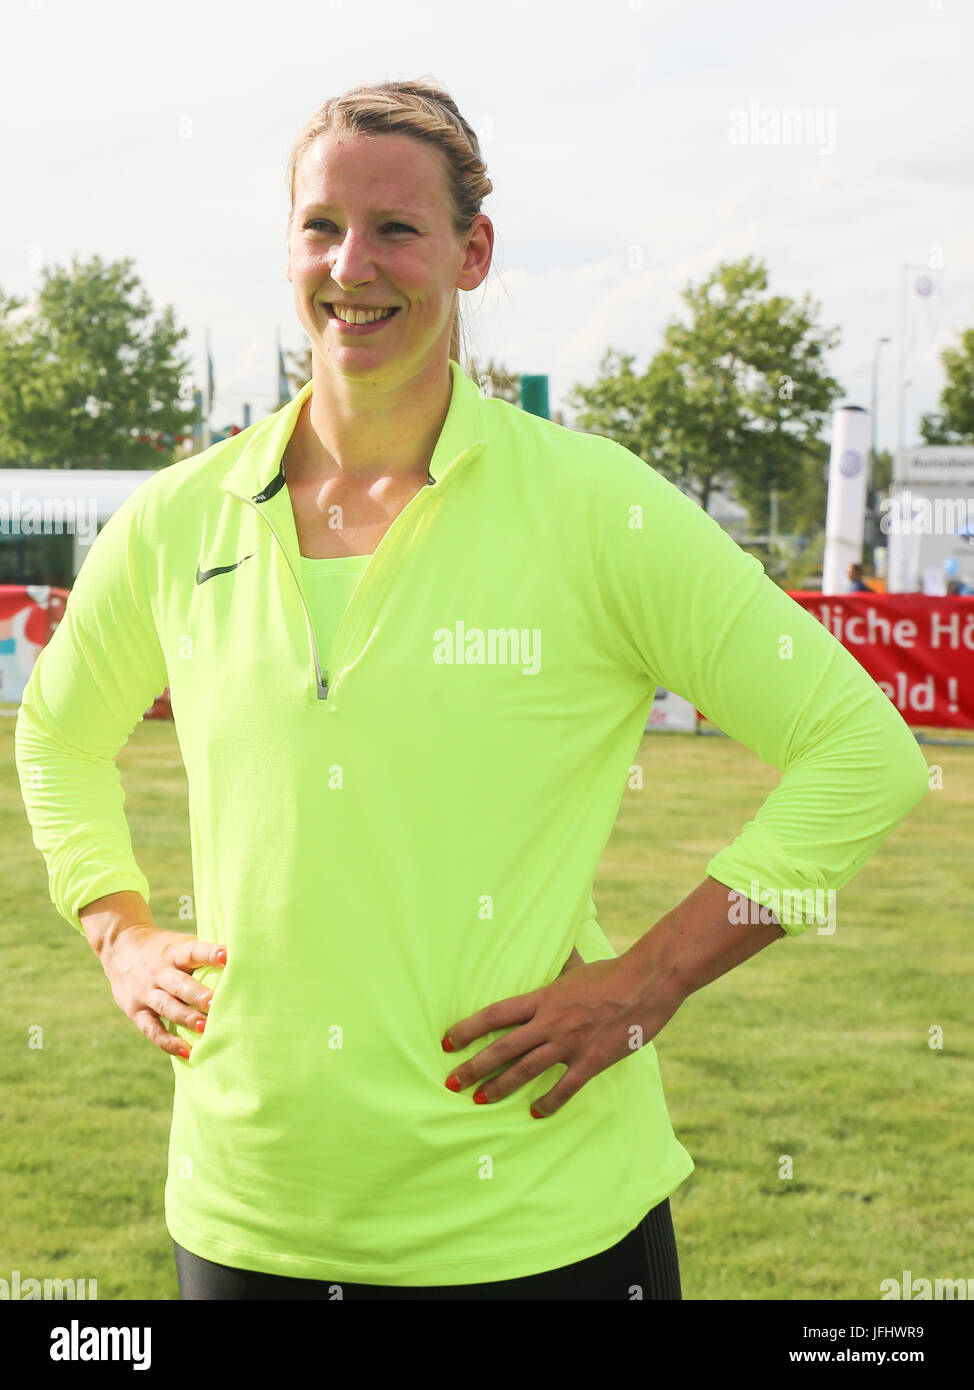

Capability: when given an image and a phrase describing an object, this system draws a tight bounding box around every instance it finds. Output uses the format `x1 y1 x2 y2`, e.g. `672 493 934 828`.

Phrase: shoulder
481 394 657 487
481 395 715 528
113 426 268 547
134 437 243 506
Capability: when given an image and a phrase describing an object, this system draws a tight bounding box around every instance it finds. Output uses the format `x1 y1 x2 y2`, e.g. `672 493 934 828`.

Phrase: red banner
0 585 68 705
1 584 171 718
786 592 974 730
145 688 172 720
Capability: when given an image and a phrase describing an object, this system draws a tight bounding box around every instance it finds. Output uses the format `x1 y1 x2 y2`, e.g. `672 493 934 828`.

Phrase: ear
457 214 493 294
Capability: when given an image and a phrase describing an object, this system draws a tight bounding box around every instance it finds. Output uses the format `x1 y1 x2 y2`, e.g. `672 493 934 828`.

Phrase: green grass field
1 714 970 1301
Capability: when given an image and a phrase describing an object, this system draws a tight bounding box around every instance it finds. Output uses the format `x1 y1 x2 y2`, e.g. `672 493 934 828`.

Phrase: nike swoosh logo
195 551 257 585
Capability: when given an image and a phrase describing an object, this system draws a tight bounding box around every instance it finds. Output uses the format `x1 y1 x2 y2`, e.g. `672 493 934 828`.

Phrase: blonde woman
15 78 928 1301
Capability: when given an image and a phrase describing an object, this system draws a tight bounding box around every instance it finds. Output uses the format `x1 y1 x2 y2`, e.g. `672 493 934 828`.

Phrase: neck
288 355 454 484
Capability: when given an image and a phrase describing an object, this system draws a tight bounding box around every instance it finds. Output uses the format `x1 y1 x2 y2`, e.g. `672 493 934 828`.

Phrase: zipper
230 442 483 704
236 493 330 698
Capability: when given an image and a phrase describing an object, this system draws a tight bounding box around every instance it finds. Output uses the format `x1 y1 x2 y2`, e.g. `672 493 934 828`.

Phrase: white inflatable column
822 405 869 596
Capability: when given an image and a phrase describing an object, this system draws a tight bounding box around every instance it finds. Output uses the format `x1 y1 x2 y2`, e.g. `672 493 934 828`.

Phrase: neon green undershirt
299 553 371 677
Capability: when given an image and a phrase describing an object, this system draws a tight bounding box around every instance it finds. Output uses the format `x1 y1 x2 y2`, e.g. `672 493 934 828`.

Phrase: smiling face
286 130 492 382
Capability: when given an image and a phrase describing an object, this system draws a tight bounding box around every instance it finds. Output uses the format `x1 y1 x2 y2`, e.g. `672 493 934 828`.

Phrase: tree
466 357 520 404
567 256 844 531
0 255 196 468
920 327 974 443
564 347 658 469
284 343 312 399
774 435 830 539
872 447 893 495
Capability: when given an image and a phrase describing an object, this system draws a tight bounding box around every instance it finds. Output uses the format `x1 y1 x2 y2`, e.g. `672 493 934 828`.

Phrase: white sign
646 686 698 732
884 484 974 592
922 567 946 596
894 447 974 487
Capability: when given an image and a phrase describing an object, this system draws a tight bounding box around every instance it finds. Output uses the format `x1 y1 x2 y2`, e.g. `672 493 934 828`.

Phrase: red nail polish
445 1075 461 1092
530 1106 542 1119
216 949 227 965
473 1089 488 1104
441 1035 454 1052
178 1047 190 1059
194 1018 206 1033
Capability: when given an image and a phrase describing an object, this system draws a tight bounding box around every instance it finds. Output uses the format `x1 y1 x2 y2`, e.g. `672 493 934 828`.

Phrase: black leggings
174 1198 681 1300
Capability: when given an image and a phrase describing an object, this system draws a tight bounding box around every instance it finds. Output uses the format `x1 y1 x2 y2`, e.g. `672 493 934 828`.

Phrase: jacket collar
220 357 488 504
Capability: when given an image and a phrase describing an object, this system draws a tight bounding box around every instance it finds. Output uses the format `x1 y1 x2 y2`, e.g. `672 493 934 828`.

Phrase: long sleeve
593 442 930 934
14 480 169 934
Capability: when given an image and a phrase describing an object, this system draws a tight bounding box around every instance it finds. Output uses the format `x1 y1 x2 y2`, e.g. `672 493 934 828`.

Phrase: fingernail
178 1047 190 1059
530 1106 542 1119
194 1018 206 1034
445 1075 461 1092
473 1089 488 1104
216 949 227 965
441 1035 454 1052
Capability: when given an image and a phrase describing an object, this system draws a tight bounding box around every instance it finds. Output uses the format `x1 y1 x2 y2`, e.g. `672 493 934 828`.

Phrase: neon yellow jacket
14 360 929 1284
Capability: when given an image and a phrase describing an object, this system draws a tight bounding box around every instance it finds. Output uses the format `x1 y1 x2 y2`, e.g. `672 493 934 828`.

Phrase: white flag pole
203 325 212 451
889 267 910 592
895 263 907 469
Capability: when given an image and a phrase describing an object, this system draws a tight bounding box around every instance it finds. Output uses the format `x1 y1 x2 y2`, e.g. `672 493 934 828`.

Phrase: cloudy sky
2 0 970 451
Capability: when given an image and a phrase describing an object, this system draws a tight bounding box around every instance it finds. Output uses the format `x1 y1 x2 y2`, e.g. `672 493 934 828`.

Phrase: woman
14 78 929 1301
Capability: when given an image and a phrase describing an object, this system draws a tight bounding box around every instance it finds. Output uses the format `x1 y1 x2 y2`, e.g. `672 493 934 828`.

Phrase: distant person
14 76 931 1303
847 562 872 592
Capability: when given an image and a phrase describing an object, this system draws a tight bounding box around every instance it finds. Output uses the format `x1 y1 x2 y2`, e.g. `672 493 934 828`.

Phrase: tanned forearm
618 874 786 1006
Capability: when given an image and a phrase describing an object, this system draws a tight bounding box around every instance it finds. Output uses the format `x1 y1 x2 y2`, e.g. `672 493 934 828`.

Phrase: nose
327 228 377 291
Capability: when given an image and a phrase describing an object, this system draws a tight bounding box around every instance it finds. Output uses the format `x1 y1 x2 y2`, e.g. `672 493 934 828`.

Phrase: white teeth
331 305 396 324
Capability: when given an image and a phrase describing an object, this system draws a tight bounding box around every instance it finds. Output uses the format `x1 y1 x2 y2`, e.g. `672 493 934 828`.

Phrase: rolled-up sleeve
593 442 930 934
14 482 168 934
